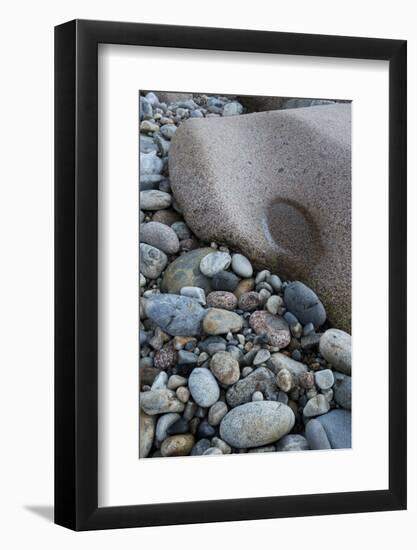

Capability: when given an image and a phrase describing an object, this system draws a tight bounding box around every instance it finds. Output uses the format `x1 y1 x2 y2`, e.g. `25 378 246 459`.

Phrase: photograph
0 0 410 541
139 90 352 459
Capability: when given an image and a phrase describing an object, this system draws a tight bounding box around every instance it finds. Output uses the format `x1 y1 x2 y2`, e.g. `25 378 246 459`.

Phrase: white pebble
266 295 283 315
200 251 231 277
231 253 253 278
252 391 264 402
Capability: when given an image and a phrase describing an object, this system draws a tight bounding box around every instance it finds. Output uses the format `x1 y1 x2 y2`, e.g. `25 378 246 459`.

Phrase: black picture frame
55 19 407 531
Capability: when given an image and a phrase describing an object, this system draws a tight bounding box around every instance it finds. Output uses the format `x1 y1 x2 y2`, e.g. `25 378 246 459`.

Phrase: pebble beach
139 91 352 458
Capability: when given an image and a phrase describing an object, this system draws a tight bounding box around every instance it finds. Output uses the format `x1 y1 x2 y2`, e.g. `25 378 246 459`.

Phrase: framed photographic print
55 19 407 530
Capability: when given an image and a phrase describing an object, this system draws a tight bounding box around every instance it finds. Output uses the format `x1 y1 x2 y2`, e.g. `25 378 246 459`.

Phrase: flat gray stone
140 151 163 175
188 367 220 407
303 394 330 417
169 104 351 331
267 353 308 382
200 251 231 277
140 221 180 254
161 248 213 294
203 308 243 335
316 409 351 449
268 274 282 292
208 401 228 426
140 190 172 211
319 329 351 375
305 419 331 450
144 294 206 336
284 281 326 328
220 401 295 448
139 243 168 279
253 349 271 365
231 253 253 278
140 389 185 415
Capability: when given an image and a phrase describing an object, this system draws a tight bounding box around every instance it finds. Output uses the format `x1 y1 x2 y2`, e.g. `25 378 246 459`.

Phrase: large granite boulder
169 104 351 331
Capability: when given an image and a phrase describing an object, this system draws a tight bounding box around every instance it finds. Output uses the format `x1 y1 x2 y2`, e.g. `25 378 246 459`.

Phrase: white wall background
0 1 415 548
